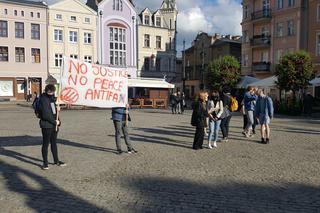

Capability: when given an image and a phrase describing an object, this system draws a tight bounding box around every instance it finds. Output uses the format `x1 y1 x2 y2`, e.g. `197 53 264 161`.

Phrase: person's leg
113 121 122 152
198 125 204 149
245 110 254 137
177 103 181 114
213 120 221 147
193 126 201 149
208 120 214 148
261 124 266 143
121 122 133 151
266 124 270 143
49 128 59 164
41 128 50 167
220 118 227 139
243 115 247 131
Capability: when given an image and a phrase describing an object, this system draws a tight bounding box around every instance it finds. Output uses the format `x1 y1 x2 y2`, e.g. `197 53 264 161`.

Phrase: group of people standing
170 91 185 114
191 86 274 150
191 88 234 150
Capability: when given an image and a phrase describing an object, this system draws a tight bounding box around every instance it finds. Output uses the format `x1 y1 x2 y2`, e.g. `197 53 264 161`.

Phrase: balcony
250 35 271 47
251 9 272 21
252 62 271 72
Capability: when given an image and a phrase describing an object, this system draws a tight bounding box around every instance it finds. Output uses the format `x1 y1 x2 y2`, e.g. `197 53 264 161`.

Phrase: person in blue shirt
243 86 257 138
111 105 137 154
255 89 274 144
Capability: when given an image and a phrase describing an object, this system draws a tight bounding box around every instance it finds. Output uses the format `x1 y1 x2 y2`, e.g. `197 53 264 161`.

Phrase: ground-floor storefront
0 77 43 101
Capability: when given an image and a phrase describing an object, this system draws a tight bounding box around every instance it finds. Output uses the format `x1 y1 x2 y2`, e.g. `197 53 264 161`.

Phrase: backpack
230 97 238 112
32 96 41 118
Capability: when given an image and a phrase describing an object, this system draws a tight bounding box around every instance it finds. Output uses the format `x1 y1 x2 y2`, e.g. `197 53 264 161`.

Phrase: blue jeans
208 119 221 142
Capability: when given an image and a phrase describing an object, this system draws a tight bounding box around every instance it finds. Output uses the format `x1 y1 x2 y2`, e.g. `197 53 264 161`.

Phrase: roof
248 76 277 87
212 38 242 47
128 78 175 89
0 0 47 8
236 76 259 88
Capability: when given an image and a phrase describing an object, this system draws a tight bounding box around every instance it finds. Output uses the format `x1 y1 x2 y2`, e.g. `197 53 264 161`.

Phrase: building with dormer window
137 0 178 82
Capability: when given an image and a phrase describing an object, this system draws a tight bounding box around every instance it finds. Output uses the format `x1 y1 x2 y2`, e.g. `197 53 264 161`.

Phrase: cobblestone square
0 105 320 213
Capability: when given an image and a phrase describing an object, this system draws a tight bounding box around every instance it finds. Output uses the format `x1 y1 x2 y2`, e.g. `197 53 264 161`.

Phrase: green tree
276 50 315 94
206 55 241 91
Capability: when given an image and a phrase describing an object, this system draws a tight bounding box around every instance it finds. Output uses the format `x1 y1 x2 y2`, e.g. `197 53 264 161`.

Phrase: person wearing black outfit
220 88 232 142
191 91 207 150
170 92 178 114
38 84 66 170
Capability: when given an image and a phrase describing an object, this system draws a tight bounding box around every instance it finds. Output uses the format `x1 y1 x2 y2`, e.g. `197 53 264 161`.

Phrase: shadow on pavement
0 135 118 167
0 161 109 213
130 134 192 149
121 176 320 213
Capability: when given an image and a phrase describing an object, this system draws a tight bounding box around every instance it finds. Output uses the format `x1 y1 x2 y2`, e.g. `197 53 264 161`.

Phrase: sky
47 0 243 56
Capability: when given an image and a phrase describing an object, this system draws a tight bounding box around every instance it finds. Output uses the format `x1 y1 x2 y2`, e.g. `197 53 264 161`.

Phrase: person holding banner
112 105 137 155
38 84 66 170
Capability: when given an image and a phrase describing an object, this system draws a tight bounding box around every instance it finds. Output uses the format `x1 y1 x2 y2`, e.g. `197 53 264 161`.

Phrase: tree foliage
275 51 315 92
206 55 241 91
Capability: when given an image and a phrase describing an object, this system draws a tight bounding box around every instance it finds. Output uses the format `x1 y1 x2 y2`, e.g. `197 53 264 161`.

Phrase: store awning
236 76 259 88
248 75 277 87
310 77 320 87
128 78 175 89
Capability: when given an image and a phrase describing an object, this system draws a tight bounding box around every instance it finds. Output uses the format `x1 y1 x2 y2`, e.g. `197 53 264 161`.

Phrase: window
113 0 123 11
287 20 294 36
170 19 172 29
70 16 77 22
261 51 269 62
288 0 295 7
14 10 17 16
277 0 283 9
30 12 33 17
15 47 25 63
243 5 248 19
0 46 8 61
55 54 63 67
31 24 40 40
144 15 150 25
243 31 249 43
70 54 78 59
109 27 126 66
156 58 161 71
276 22 283 37
144 57 150 71
84 55 92 63
317 4 320 21
56 14 62 20
275 49 283 64
54 29 63 41
37 12 40 18
69 31 78 43
156 36 161 49
317 34 320 56
31 48 40 63
156 17 161 27
4 9 8 15
15 22 24 38
84 17 90 23
21 11 24 16
84 33 92 44
144 34 150 47
0 21 8 37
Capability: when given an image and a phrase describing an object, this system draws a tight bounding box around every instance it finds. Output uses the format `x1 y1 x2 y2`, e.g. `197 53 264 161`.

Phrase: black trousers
243 115 257 131
193 124 204 149
41 128 59 165
221 116 232 138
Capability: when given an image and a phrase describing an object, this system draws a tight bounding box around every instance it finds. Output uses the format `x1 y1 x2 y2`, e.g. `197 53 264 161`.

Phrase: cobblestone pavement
1 106 320 213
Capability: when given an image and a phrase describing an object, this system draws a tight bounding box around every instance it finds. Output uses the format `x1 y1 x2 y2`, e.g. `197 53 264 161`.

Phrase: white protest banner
59 57 128 108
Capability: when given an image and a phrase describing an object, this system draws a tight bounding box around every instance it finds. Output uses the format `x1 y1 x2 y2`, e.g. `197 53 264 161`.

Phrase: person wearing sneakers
207 90 224 149
255 89 274 144
243 86 257 138
112 105 137 154
38 84 66 170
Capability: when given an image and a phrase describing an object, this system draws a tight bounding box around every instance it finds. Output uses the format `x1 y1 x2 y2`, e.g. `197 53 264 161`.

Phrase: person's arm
216 100 224 119
268 97 274 119
255 98 260 118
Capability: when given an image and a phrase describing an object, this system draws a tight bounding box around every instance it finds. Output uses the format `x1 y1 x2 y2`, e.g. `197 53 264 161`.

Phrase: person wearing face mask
38 84 66 170
207 90 224 149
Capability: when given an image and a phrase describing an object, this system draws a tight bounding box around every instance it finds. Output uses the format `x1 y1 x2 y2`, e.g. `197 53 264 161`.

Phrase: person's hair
198 91 207 103
247 86 253 91
45 84 56 93
223 86 231 94
257 89 265 96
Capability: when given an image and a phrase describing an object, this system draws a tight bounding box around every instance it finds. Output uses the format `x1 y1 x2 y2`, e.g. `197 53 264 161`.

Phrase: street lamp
99 10 103 64
183 39 186 94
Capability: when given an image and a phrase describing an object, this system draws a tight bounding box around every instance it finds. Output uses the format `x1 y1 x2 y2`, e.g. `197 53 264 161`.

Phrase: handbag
220 106 231 119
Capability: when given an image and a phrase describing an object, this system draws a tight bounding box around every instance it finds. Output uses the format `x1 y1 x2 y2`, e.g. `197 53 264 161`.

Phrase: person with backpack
169 92 178 114
207 90 223 149
37 84 66 170
220 87 233 142
243 86 258 138
191 91 208 150
255 89 274 144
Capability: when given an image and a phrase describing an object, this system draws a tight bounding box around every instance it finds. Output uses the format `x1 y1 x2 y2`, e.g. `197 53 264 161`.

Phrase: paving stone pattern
0 106 320 213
